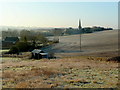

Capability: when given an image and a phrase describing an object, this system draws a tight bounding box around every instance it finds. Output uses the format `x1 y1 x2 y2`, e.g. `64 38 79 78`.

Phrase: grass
2 56 119 88
0 49 9 52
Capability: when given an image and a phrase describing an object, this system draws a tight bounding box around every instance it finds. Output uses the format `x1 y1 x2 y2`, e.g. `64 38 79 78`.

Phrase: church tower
78 19 82 51
78 19 82 29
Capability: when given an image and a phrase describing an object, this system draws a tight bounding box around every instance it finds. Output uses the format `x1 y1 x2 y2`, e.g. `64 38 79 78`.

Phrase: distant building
31 49 48 59
78 19 82 29
78 19 82 51
2 37 19 49
63 19 82 35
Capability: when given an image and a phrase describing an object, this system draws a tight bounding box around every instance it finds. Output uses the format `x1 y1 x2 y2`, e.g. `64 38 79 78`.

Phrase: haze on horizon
0 2 118 29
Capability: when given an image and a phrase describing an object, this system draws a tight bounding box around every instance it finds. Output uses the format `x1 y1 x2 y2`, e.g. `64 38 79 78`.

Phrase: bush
9 45 19 54
16 42 31 52
9 42 31 54
107 56 120 62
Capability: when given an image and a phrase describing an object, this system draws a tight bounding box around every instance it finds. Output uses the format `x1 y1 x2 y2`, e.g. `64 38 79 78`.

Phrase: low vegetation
107 56 120 62
2 56 119 88
8 42 32 54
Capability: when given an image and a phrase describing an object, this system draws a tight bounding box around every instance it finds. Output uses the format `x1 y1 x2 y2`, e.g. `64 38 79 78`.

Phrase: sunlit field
2 56 119 88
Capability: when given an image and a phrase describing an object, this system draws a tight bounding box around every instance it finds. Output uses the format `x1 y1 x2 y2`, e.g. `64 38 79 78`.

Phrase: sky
0 1 118 29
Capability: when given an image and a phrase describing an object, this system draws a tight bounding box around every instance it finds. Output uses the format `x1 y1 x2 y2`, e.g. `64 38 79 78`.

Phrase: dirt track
43 30 118 57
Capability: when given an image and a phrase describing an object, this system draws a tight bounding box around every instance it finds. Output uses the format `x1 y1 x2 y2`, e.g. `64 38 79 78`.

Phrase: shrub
107 56 120 62
16 42 30 52
9 45 19 54
9 42 31 54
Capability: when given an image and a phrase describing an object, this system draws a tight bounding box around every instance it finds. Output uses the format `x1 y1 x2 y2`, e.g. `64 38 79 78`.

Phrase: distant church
63 19 82 35
78 19 82 29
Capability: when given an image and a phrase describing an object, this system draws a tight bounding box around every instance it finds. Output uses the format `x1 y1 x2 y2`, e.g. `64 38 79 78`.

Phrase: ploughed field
2 56 119 88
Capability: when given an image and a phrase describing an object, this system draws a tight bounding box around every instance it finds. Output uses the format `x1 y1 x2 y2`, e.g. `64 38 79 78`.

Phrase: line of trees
58 26 113 35
20 30 48 45
6 30 49 54
81 26 113 33
1 26 113 40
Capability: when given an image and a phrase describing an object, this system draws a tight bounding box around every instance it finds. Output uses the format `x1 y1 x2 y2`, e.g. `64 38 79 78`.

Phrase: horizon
0 25 116 29
0 2 118 29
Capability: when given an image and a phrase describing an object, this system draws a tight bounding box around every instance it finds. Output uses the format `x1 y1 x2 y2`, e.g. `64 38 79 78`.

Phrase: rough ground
2 56 119 88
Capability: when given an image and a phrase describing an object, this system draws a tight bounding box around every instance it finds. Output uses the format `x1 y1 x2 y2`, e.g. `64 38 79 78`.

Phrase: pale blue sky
0 2 118 29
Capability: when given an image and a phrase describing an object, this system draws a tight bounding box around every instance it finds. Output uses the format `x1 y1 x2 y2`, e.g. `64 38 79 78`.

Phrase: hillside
2 56 118 88
2 30 119 88
43 30 118 57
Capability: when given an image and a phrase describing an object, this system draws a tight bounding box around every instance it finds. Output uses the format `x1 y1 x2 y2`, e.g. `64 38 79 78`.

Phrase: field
44 30 118 57
1 30 119 88
2 56 119 88
0 50 9 54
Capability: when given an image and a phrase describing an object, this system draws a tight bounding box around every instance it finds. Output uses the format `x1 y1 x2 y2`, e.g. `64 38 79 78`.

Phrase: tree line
3 30 51 54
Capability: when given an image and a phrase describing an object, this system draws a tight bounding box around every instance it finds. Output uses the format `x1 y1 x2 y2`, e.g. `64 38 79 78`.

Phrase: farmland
1 30 119 88
43 30 118 57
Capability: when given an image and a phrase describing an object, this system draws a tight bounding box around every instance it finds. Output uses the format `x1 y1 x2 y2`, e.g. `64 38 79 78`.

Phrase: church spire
78 19 82 51
78 19 82 29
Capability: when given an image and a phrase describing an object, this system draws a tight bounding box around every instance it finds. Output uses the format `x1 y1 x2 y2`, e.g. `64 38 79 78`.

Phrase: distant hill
42 30 118 57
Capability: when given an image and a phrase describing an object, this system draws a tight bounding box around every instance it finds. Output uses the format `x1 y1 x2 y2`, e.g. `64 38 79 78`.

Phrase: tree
20 30 30 41
9 41 32 54
83 27 93 33
2 30 20 40
20 30 49 47
16 42 30 52
37 33 48 45
23 36 27 42
9 45 19 54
